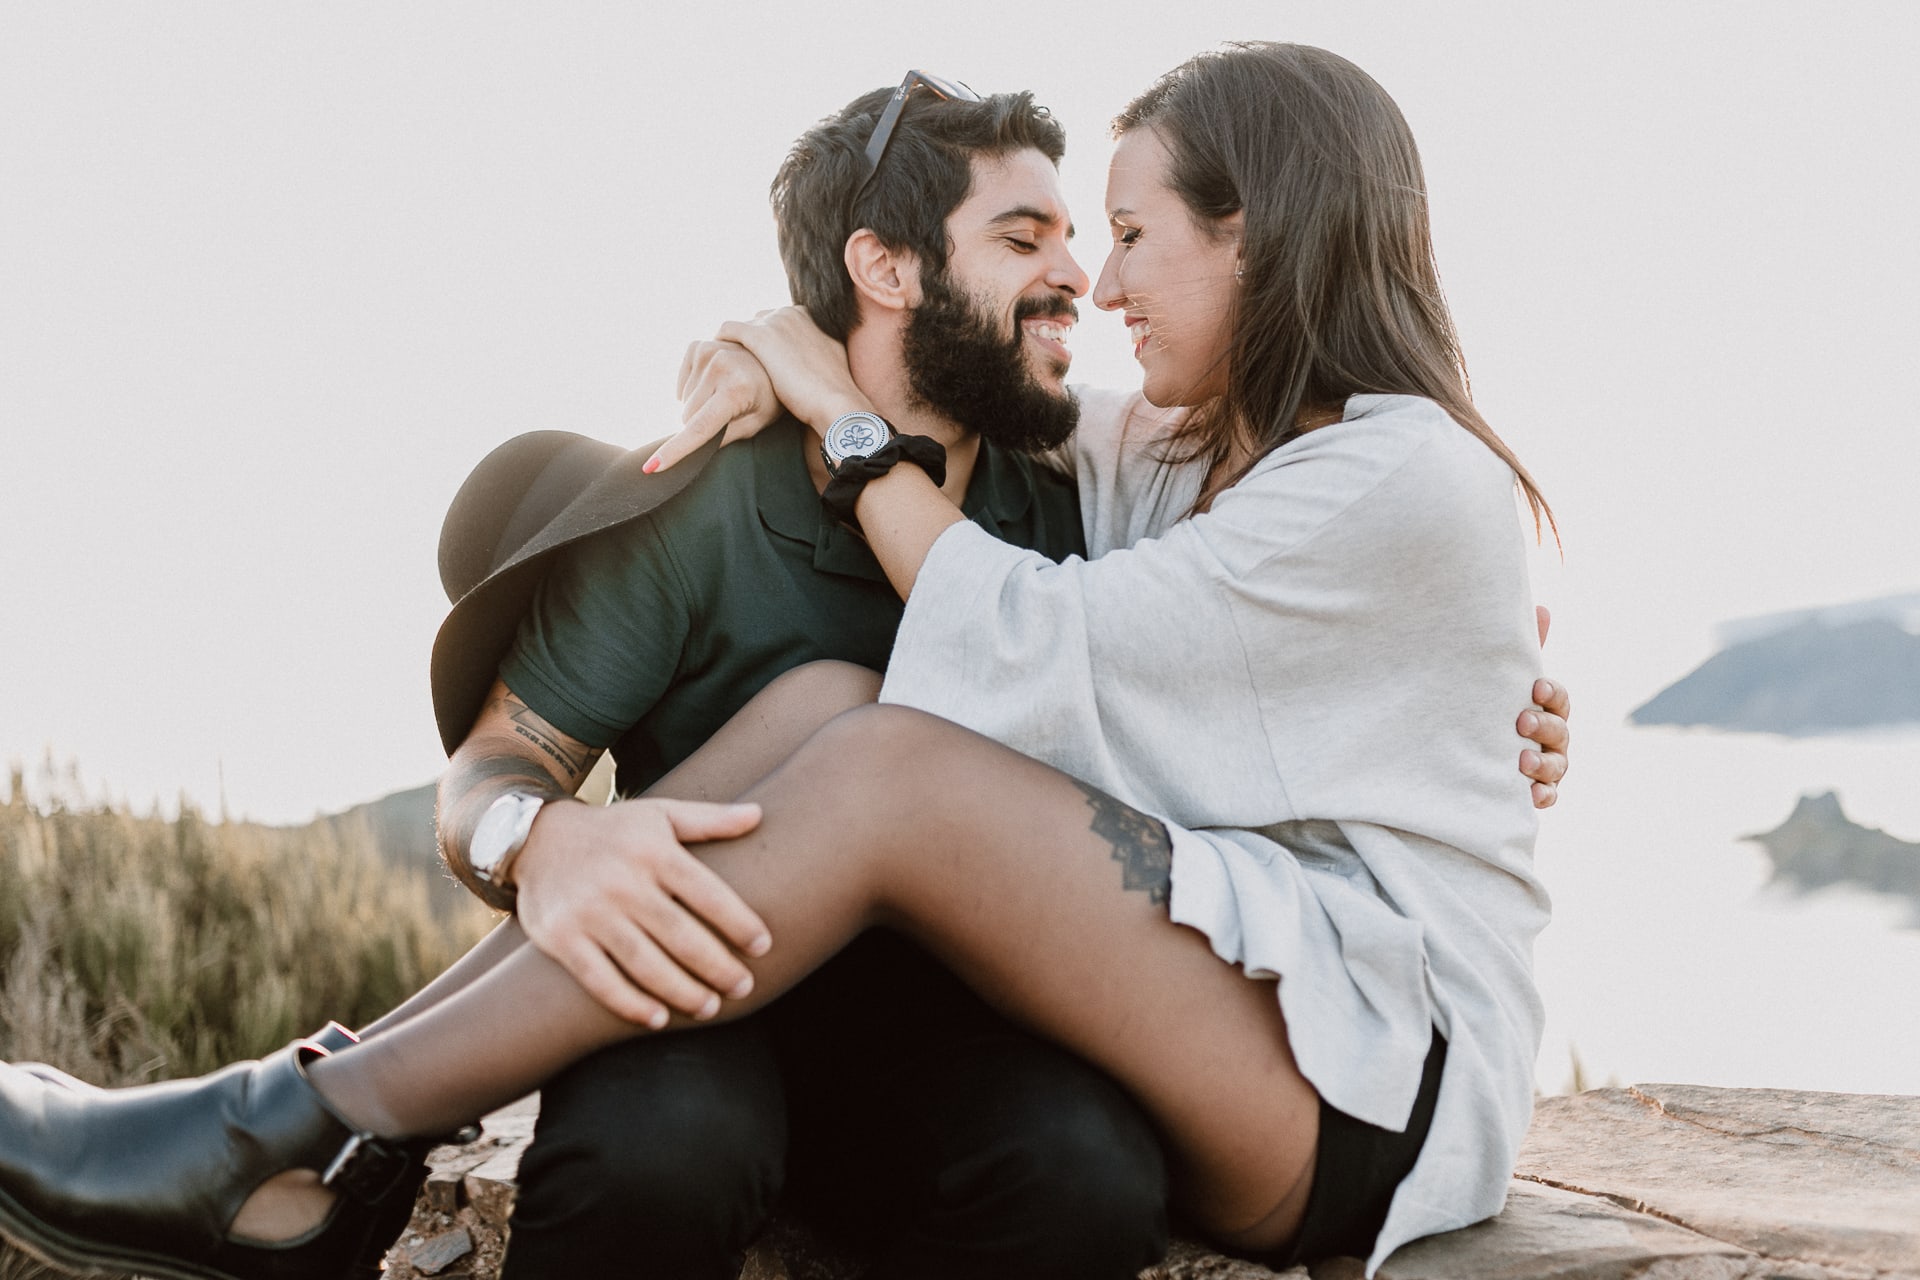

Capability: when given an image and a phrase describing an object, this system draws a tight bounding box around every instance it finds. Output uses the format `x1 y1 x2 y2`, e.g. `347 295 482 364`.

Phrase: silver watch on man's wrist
819 410 896 477
469 790 548 888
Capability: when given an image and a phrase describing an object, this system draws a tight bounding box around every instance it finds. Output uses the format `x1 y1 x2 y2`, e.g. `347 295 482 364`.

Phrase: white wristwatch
469 791 548 888
819 410 896 476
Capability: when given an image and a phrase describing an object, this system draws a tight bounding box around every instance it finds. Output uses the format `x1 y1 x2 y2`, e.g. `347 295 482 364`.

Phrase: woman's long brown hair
1116 43 1556 542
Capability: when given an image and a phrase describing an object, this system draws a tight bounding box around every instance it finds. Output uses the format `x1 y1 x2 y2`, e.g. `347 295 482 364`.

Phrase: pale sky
5 1 1918 823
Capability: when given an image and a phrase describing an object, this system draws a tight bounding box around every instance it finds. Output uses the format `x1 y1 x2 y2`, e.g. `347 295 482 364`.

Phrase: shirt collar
752 417 826 544
964 430 1035 535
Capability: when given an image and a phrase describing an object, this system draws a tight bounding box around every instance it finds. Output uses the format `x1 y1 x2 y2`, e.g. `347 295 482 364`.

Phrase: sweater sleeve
879 517 1267 823
878 417 1414 825
879 403 1542 847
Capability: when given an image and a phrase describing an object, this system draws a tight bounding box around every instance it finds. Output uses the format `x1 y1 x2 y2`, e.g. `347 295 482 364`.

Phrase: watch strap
821 434 948 530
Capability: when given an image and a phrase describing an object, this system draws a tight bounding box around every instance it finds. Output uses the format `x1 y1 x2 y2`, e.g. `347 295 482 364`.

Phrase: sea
1532 717 1920 1097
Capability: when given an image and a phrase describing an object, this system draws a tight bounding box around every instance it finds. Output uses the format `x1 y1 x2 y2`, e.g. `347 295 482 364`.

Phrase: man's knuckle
643 964 697 1006
700 950 744 990
665 921 711 961
625 953 669 991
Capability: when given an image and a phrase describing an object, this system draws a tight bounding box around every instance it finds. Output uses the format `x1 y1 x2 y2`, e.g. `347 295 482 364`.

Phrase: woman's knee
796 702 979 781
758 658 883 712
773 703 984 836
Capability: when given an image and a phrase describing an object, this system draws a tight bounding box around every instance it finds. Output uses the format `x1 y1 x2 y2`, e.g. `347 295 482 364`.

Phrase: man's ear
844 229 920 315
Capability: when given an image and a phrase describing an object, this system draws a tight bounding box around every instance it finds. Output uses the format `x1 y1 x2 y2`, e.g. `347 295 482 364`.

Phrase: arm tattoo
439 691 601 909
1071 779 1172 907
500 694 595 779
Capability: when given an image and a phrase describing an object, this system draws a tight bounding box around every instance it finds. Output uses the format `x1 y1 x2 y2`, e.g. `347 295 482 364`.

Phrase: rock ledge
379 1085 1920 1280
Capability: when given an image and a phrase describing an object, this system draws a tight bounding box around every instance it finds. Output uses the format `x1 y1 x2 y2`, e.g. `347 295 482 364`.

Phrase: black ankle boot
0 1039 422 1280
13 1020 363 1093
9 1023 425 1280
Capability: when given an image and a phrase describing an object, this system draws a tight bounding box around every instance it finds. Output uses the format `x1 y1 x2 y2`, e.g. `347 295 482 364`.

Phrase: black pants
502 931 1170 1280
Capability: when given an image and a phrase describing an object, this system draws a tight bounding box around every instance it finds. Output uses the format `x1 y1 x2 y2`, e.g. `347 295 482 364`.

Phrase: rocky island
1744 790 1920 924
1631 611 1920 735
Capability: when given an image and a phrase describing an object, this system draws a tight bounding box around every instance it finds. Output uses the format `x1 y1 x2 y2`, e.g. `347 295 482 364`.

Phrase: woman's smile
1093 126 1242 408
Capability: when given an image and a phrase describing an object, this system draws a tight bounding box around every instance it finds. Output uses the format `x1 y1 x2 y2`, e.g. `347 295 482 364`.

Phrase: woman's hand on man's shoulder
647 336 786 474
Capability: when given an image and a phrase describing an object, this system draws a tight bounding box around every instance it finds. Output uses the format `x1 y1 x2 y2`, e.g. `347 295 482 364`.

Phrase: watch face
468 798 516 878
471 791 542 883
823 413 892 465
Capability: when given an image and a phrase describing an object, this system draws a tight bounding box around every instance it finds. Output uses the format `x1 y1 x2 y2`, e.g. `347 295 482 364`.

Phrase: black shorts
1262 1029 1449 1268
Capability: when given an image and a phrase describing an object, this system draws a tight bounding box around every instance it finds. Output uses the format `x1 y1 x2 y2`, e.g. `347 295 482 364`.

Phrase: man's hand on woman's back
1523 606 1570 808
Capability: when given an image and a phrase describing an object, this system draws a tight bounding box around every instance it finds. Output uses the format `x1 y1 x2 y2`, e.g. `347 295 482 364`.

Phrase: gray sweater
881 390 1550 1270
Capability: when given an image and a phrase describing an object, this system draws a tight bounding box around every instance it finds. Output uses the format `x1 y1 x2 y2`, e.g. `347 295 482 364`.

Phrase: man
432 81 1161 1280
428 76 1570 1278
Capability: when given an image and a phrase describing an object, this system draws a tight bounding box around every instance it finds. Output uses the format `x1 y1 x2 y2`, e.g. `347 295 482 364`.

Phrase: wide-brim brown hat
430 429 722 754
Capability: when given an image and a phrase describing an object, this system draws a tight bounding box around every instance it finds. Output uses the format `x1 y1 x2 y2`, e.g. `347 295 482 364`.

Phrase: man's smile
1022 315 1075 366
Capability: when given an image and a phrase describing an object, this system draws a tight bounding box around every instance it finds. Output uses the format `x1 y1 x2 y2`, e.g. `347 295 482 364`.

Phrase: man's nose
1046 244 1090 299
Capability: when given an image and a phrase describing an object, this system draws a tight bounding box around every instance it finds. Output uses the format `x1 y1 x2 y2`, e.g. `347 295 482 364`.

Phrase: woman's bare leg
639 661 884 802
308 702 1320 1247
354 663 886 1038
226 665 890 1240
352 919 527 1039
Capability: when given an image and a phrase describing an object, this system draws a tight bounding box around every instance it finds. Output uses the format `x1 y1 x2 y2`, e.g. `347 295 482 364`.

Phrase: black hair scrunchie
821 434 948 531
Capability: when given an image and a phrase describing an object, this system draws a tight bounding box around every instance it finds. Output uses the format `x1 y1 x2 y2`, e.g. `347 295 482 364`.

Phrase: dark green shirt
500 419 1086 794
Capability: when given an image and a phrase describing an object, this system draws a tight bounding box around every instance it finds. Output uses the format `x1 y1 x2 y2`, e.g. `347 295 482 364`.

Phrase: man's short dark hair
771 87 1067 341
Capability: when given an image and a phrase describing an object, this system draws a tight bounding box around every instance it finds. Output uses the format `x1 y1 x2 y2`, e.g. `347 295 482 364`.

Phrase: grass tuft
0 765 493 1084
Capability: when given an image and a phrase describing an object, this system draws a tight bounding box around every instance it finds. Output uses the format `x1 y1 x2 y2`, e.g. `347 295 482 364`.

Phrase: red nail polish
642 455 661 474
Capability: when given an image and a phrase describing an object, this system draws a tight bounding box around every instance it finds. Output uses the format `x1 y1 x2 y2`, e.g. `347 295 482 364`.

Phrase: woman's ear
1220 209 1247 276
844 229 919 314
1213 208 1244 280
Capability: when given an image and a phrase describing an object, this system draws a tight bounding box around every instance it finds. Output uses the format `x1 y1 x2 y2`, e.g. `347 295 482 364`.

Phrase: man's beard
901 271 1080 454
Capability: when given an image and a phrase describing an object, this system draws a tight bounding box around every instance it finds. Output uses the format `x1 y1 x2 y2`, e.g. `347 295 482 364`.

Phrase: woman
0 43 1556 1280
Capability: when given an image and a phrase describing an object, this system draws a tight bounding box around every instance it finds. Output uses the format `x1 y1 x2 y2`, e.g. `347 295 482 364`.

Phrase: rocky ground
373 1084 1920 1280
1 1083 1910 1279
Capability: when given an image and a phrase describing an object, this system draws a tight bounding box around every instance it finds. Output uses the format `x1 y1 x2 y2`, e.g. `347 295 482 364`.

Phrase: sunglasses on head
851 69 982 210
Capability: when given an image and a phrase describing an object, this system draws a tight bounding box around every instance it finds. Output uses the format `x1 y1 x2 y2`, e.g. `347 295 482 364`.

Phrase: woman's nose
1092 248 1126 311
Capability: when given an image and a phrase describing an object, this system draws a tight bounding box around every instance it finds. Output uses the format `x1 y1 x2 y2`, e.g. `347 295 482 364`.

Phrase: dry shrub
0 769 494 1084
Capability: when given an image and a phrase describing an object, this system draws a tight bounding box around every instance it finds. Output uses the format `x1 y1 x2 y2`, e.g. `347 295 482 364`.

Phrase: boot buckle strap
321 1131 413 1203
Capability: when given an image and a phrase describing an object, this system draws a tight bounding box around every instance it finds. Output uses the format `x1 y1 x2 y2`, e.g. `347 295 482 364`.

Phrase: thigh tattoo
1070 779 1173 907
